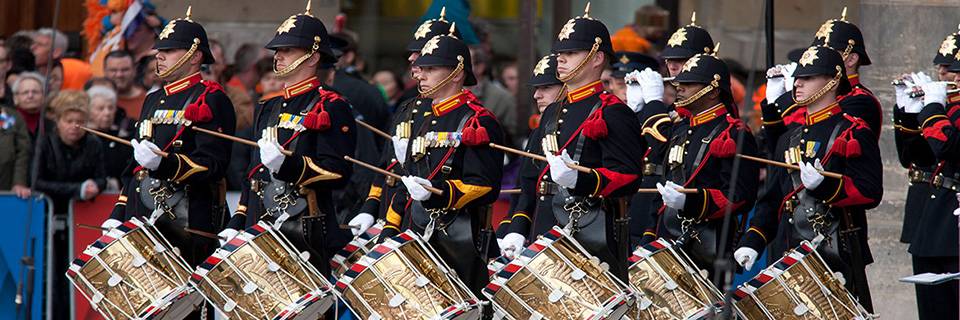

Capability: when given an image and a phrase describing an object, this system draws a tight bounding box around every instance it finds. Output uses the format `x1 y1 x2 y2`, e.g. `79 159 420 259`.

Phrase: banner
0 193 50 320
68 194 117 320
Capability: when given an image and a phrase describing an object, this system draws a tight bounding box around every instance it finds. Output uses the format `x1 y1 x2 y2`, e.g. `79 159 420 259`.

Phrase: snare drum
189 221 335 320
732 239 873 320
482 227 638 320
330 220 384 278
625 238 725 319
67 217 202 320
335 230 481 320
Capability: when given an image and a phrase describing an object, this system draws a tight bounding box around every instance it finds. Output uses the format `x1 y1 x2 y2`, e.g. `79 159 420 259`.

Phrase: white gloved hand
625 70 645 112
921 81 948 107
100 218 122 235
911 71 933 86
401 176 433 201
638 68 664 104
800 159 825 190
391 136 409 164
501 233 527 259
894 78 910 111
765 65 787 102
734 247 759 271
782 63 798 92
348 213 375 236
258 133 286 173
131 139 162 170
546 150 578 189
217 228 239 246
657 181 686 210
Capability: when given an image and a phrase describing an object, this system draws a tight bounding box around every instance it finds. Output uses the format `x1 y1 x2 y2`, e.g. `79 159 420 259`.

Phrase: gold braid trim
794 66 842 106
274 36 321 77
418 56 464 97
674 74 721 107
557 38 601 83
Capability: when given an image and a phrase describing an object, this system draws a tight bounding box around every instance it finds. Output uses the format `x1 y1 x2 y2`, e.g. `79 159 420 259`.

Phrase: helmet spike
439 6 447 21
449 22 457 37
840 7 847 21
713 42 720 56
185 5 192 20
584 2 591 18
305 0 312 15
691 11 697 25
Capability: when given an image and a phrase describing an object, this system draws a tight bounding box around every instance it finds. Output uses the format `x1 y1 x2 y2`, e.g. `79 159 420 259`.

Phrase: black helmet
153 6 215 65
406 7 463 52
413 32 477 86
551 3 614 58
611 51 659 78
529 54 562 87
792 46 852 101
265 2 337 64
661 12 714 60
810 7 871 66
934 31 960 66
672 52 732 108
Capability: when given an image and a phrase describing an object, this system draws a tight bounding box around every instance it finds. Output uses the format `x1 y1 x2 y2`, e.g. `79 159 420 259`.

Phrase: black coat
34 132 107 213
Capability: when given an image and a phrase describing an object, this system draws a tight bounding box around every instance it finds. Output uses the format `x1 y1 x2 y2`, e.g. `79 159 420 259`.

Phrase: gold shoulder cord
156 38 200 79
794 66 842 106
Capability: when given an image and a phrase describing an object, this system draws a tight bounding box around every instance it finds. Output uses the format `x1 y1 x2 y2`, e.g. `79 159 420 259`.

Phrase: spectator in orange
611 5 669 54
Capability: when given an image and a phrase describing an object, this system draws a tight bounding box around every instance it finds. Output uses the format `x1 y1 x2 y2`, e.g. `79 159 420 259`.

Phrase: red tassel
302 112 318 129
184 102 213 122
710 139 725 157
474 126 489 145
832 137 848 156
583 117 608 139
845 138 861 158
462 126 477 145
317 110 331 130
721 138 737 157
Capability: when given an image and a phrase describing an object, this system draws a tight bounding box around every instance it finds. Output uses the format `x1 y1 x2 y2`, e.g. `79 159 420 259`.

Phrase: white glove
401 176 433 201
624 70 645 112
638 68 664 104
391 136 409 164
782 62 797 92
258 134 285 173
765 65 787 102
217 228 239 246
921 81 948 107
501 233 526 259
546 150 578 189
131 139 161 170
894 79 910 111
657 181 686 210
348 213 375 236
734 247 759 271
911 71 933 86
100 218 122 235
800 159 825 190
79 180 96 200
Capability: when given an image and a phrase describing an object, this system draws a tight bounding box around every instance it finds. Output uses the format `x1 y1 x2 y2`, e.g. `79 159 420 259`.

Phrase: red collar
804 102 841 126
566 80 603 103
432 91 468 117
283 76 320 99
163 72 203 95
689 103 727 127
847 74 860 87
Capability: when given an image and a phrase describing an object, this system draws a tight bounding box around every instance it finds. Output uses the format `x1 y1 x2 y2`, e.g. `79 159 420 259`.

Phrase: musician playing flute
737 46 882 311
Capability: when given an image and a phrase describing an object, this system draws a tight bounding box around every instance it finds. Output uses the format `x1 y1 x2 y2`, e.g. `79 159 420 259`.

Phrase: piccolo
906 84 960 98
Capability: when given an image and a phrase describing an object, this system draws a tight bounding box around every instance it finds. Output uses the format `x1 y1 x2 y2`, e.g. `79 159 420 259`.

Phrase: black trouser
913 255 959 320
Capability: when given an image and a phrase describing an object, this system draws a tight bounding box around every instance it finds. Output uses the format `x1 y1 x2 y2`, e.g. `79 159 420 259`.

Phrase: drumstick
343 155 443 195
500 189 521 195
356 119 392 140
488 143 592 173
190 126 293 156
79 126 169 157
736 154 842 179
77 223 106 231
185 227 222 240
637 188 698 194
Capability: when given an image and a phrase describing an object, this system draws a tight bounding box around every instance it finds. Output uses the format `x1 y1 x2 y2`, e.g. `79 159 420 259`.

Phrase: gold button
431 120 437 125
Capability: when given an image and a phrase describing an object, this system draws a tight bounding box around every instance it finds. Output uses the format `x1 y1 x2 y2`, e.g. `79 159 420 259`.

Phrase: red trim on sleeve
922 119 951 142
832 176 874 207
704 189 745 219
596 168 638 196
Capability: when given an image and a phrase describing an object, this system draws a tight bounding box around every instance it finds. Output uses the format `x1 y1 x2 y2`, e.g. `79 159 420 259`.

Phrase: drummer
736 46 882 311
501 4 645 279
651 51 760 282
498 54 562 255
349 9 462 238
99 7 236 267
221 3 356 276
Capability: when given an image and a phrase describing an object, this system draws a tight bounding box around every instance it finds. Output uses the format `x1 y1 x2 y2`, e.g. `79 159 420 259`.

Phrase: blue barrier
0 193 51 320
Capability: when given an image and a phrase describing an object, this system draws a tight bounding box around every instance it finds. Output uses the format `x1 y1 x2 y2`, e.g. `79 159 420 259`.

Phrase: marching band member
498 54 563 255
737 46 882 311
501 4 645 279
389 30 505 293
895 39 960 319
661 12 715 78
222 4 356 275
100 7 236 267
654 51 760 281
349 10 461 237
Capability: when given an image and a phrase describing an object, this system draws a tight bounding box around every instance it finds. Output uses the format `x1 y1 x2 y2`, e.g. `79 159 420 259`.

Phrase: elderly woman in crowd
86 85 132 191
12 72 51 140
0 100 31 199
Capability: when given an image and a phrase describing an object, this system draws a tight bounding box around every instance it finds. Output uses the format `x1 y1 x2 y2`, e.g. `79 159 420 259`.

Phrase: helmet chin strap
156 38 199 79
674 74 721 107
557 37 601 83
274 36 321 77
794 66 842 106
417 56 464 97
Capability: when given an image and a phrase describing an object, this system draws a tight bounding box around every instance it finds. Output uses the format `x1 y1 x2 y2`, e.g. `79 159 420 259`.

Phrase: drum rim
330 222 385 271
334 229 421 290
68 218 148 272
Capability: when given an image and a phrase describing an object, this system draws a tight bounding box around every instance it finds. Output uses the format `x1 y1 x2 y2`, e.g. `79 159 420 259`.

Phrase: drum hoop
334 230 418 289
331 222 384 270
